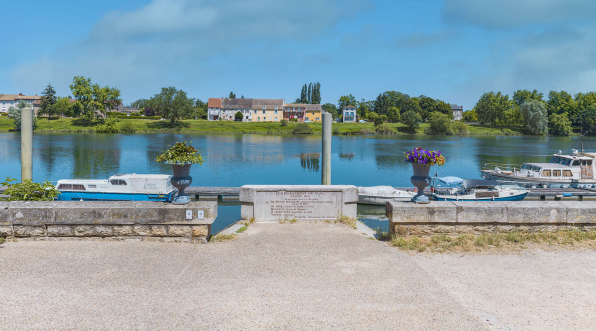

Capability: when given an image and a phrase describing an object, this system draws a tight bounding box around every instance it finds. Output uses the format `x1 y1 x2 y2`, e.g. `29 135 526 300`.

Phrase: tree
229 92 236 99
547 90 575 117
241 95 244 99
149 87 195 124
194 99 207 120
373 93 391 115
322 103 338 119
401 110 421 131
9 100 38 131
462 109 478 122
357 99 373 119
519 100 548 135
427 112 453 135
131 99 148 109
310 82 321 104
338 94 356 112
549 113 572 136
513 89 543 107
307 83 312 104
574 92 596 124
435 101 452 116
144 107 156 116
502 107 524 125
235 111 243 121
300 85 307 103
373 115 386 126
577 104 596 135
418 95 437 121
54 97 73 117
69 76 121 122
40 83 57 117
475 91 511 125
387 106 400 123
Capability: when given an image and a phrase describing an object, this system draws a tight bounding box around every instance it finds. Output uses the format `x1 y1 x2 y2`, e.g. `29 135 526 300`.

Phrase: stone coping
0 201 216 226
387 201 596 224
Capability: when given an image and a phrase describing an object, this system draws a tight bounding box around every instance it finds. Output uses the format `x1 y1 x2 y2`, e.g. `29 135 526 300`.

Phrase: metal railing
482 163 521 171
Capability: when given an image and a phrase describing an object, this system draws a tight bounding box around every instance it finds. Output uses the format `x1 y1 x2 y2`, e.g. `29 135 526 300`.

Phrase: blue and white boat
431 177 527 201
55 174 176 202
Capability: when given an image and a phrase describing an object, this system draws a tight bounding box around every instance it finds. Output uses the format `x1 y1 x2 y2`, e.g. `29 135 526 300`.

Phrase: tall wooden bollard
21 107 33 182
321 112 331 185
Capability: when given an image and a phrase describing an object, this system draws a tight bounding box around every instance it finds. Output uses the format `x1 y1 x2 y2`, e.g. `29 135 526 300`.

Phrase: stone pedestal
171 164 192 204
240 185 358 222
410 163 431 204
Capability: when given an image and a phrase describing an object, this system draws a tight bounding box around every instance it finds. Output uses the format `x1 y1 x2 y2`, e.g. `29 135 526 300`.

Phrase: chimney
19 93 23 96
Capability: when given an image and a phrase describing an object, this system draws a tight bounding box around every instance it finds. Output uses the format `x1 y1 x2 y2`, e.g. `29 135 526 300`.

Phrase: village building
0 93 42 114
342 105 357 122
451 104 463 121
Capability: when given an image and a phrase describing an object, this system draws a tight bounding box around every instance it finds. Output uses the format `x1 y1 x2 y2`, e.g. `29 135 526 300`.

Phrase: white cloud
443 0 596 28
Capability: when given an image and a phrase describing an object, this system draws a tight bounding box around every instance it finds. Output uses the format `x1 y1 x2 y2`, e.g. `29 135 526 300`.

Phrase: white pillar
321 112 332 185
21 107 33 182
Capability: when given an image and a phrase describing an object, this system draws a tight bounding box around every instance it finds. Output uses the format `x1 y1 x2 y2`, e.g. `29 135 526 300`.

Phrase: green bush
293 123 313 134
280 119 289 126
549 113 572 136
401 110 422 131
119 121 136 133
106 112 126 116
387 106 400 123
9 106 38 131
289 118 298 122
451 121 469 135
95 117 120 133
156 141 205 164
235 111 243 121
426 112 453 135
373 115 386 126
1 177 61 201
0 112 7 116
375 123 395 134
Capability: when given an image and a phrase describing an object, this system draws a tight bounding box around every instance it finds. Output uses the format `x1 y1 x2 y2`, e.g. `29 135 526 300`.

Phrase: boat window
521 164 527 169
72 184 86 191
542 170 551 177
572 160 580 166
553 170 561 177
58 184 72 190
88 185 96 188
562 159 571 165
563 170 572 177
110 179 127 185
531 166 541 171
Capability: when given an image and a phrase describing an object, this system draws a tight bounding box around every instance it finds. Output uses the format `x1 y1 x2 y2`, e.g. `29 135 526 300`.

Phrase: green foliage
299 82 321 104
292 123 313 134
321 103 338 119
373 92 391 115
549 113 572 136
289 118 298 122
513 89 543 107
1 177 60 201
229 92 236 98
95 117 120 133
475 91 512 125
357 99 373 119
435 101 452 116
55 97 74 117
462 109 478 122
519 100 548 135
578 104 596 135
70 76 121 122
426 112 453 135
373 115 386 126
451 121 469 135
119 121 136 133
401 110 422 131
156 141 205 164
375 123 395 134
9 100 38 131
338 94 356 111
235 111 243 121
547 90 576 122
386 106 400 123
280 119 289 126
501 106 524 125
149 87 195 124
40 83 58 117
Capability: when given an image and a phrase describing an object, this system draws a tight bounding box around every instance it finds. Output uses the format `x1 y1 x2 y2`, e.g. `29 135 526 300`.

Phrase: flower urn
171 164 193 204
410 163 431 204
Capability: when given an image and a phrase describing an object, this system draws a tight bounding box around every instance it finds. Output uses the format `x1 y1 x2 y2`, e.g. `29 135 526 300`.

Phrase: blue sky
2 0 596 109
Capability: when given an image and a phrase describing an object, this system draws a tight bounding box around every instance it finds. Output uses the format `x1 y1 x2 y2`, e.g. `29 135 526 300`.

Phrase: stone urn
171 164 193 204
410 163 431 204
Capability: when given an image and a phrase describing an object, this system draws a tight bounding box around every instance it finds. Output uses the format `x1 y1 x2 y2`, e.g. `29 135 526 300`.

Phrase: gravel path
0 222 484 330
412 249 596 331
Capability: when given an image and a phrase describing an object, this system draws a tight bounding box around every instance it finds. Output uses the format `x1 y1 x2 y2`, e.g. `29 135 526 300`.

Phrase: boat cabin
517 151 595 180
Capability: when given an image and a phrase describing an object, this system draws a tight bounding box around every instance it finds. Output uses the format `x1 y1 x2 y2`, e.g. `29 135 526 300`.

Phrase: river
0 132 588 233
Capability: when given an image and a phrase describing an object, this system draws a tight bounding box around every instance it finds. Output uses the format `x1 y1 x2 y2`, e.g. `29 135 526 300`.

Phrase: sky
2 0 596 109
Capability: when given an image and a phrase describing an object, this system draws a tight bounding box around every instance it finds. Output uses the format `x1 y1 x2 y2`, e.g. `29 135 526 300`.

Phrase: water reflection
339 153 355 161
298 153 320 172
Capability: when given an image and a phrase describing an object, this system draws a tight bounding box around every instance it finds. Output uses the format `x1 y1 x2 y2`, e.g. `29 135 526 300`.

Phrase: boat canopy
110 174 173 194
462 179 500 189
438 176 464 185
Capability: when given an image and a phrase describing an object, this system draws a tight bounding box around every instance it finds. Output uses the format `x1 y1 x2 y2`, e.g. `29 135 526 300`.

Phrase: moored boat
55 174 176 202
357 186 416 205
431 177 527 201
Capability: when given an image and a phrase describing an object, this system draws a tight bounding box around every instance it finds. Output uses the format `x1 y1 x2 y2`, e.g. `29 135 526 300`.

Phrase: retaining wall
0 201 217 243
386 201 596 236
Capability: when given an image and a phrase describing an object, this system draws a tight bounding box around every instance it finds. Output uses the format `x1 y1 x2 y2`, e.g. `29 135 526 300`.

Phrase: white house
451 104 463 121
0 93 42 114
342 105 357 122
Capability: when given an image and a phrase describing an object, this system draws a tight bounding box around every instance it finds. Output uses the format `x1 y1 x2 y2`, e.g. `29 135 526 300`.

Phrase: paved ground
0 223 594 330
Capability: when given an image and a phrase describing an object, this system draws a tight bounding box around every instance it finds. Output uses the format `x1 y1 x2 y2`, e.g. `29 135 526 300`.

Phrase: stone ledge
387 201 596 235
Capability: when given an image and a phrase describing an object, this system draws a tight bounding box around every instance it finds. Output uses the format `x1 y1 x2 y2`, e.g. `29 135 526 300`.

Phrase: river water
0 132 589 233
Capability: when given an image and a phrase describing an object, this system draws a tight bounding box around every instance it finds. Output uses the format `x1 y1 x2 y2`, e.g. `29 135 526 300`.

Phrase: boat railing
482 163 521 172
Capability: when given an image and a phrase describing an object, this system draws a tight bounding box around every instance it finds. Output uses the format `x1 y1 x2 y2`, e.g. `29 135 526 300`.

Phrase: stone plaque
258 191 340 220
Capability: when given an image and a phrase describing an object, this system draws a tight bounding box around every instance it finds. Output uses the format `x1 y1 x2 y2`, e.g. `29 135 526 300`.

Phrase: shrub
1 177 61 201
235 111 243 121
9 106 38 131
387 106 400 123
451 121 469 135
95 117 120 133
119 121 136 133
401 110 422 131
375 123 395 134
520 100 548 135
549 113 572 136
289 118 298 122
373 115 386 126
462 109 478 122
106 112 126 116
0 112 8 116
293 123 313 134
332 127 339 134
144 107 156 116
426 112 453 135
280 119 289 126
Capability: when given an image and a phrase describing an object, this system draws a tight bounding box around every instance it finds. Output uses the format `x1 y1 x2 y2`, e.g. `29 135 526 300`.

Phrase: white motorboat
357 186 416 205
431 177 528 201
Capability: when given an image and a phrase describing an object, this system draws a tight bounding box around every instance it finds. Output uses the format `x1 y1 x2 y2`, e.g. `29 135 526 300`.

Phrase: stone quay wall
0 201 217 243
387 201 596 236
240 185 358 222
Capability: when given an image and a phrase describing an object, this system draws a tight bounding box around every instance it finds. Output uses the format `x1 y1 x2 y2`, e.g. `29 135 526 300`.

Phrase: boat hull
56 191 176 202
481 170 596 188
358 195 413 206
432 192 528 201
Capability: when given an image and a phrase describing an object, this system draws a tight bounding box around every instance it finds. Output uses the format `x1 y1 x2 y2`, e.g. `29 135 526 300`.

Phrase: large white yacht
481 149 596 188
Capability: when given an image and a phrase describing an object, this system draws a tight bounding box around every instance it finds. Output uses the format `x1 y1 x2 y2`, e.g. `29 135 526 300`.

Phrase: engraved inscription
257 191 340 220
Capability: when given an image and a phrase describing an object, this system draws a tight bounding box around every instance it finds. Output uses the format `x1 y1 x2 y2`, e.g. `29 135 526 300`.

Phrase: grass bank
0 117 526 136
